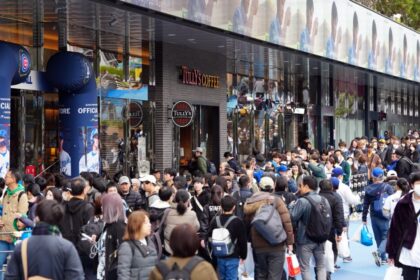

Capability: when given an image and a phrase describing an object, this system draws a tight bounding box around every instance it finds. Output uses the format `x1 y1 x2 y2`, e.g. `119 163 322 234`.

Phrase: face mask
393 144 400 150
414 184 420 196
348 160 353 166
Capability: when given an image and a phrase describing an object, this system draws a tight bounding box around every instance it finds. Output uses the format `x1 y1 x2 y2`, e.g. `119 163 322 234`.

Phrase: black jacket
59 198 94 247
319 190 344 237
191 190 211 222
5 224 84 279
208 214 248 259
104 220 126 280
120 190 144 212
274 191 297 207
396 157 412 180
199 204 222 239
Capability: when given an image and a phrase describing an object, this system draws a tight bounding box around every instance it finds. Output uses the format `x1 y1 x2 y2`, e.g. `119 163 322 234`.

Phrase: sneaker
372 252 381 267
343 257 352 263
334 264 341 270
381 259 388 265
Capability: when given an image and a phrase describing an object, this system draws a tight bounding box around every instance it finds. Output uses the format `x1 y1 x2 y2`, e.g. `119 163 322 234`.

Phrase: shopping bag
324 241 335 273
238 242 254 280
351 224 363 243
383 265 402 280
286 253 301 277
338 234 351 258
361 225 373 246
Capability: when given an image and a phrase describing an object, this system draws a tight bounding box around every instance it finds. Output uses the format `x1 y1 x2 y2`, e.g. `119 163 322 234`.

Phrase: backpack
206 159 217 175
251 198 287 246
233 189 253 219
372 183 390 219
210 216 237 257
156 256 204 280
150 208 171 260
303 195 332 243
78 217 105 258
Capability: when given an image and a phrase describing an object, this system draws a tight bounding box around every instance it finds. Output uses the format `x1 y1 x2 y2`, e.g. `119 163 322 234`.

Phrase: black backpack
303 195 332 243
233 189 253 219
206 159 217 175
78 217 105 258
156 256 204 280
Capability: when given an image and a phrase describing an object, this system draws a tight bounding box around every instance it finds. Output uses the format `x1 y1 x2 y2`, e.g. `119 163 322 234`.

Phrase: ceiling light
217 45 225 48
168 33 176 37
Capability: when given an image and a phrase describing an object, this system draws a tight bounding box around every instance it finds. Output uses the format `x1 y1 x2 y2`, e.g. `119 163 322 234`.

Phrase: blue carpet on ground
333 220 387 280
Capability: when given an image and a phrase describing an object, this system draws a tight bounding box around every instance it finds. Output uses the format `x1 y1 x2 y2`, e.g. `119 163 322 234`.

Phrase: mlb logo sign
19 50 31 76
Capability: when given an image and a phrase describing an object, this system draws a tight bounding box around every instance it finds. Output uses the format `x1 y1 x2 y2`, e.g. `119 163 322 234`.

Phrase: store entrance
177 105 219 175
10 89 59 175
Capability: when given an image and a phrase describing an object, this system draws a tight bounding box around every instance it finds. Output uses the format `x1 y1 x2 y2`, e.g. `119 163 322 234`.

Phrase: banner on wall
121 0 420 82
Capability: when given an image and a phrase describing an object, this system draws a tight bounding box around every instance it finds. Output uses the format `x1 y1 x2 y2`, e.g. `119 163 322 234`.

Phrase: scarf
6 184 25 197
32 222 61 236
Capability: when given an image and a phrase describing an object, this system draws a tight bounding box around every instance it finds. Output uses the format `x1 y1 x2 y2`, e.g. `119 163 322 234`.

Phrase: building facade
0 0 419 178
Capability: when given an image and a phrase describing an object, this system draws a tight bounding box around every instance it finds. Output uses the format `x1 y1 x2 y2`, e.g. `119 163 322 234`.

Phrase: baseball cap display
118 176 131 185
259 176 274 191
140 174 157 185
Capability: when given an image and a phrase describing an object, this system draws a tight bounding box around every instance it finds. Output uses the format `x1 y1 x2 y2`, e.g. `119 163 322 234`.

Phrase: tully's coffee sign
171 101 194 127
129 102 143 127
180 66 220 88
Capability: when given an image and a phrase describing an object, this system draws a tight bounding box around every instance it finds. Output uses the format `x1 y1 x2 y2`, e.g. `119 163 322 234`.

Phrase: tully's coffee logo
129 102 143 127
180 66 220 88
171 101 194 127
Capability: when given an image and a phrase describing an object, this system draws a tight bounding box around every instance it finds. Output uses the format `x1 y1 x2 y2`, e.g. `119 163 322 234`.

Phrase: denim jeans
254 250 285 280
296 242 327 280
0 241 14 280
370 216 389 261
217 257 239 280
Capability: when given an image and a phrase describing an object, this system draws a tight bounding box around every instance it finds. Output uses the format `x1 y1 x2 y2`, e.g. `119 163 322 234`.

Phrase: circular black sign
129 102 143 127
171 101 194 127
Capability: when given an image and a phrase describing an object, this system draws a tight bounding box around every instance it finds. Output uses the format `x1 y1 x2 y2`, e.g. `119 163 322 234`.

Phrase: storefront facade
0 0 419 178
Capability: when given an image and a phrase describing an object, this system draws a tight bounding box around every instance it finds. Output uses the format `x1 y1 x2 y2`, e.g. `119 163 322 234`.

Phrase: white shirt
399 197 420 268
0 150 10 178
79 150 100 173
60 150 71 176
337 182 360 218
383 190 402 219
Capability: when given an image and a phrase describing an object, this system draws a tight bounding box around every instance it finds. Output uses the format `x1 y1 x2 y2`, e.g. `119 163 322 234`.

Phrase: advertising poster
59 85 99 177
98 51 148 100
121 0 420 82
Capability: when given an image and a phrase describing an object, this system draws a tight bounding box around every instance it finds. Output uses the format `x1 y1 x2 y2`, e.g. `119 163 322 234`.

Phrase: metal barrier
0 230 31 274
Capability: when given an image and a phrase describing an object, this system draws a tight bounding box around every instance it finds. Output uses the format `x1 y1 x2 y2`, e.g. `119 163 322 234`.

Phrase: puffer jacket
243 192 294 254
117 239 158 280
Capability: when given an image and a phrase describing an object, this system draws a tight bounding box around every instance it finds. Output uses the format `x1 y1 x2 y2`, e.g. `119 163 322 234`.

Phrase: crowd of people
0 130 419 279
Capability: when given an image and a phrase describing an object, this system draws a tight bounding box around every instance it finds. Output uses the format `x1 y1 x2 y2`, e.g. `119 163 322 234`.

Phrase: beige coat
0 190 28 243
163 207 200 255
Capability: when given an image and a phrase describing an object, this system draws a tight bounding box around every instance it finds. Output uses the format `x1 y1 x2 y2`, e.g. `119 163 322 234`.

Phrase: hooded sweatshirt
59 197 94 247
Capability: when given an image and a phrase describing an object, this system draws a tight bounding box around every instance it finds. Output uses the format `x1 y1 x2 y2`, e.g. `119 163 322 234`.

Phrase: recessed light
168 33 176 37
217 45 225 48
187 38 195 41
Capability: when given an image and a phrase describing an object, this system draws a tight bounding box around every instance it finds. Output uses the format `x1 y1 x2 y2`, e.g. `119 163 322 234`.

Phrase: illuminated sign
171 101 194 127
180 66 220 88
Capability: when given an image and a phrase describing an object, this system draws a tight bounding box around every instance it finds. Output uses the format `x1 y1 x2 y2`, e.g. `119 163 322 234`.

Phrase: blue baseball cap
330 177 340 189
372 167 384 179
331 167 344 177
277 165 288 173
0 130 7 138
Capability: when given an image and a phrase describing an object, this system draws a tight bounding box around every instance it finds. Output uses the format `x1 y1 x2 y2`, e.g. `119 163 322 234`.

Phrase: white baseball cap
140 174 157 185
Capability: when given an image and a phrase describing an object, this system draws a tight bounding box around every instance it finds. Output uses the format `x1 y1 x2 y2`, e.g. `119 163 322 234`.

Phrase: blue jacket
290 192 327 245
362 182 394 222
